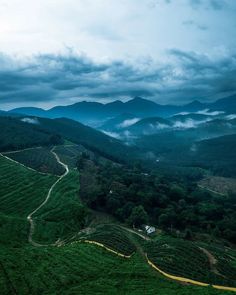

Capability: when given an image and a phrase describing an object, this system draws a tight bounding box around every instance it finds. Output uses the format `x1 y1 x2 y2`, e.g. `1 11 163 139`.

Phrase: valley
1 1 236 293
0 96 236 294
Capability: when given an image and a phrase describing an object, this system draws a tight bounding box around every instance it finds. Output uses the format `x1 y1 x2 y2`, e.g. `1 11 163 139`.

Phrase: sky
0 0 236 110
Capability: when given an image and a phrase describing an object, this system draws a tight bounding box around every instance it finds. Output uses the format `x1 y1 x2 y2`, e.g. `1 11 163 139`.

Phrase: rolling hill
0 116 63 152
0 118 236 294
37 117 141 163
0 116 142 164
99 113 140 132
126 117 172 135
190 134 236 177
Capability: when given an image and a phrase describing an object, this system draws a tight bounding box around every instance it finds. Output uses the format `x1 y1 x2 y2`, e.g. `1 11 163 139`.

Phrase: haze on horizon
0 0 236 110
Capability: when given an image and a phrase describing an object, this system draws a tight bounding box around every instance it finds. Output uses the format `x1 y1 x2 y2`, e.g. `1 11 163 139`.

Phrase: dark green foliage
0 214 29 247
128 206 148 227
78 156 236 244
136 132 236 178
189 134 236 177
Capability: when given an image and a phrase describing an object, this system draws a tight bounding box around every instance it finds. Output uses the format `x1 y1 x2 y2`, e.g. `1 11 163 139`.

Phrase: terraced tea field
0 155 57 217
3 147 66 175
32 170 86 244
0 242 229 295
145 236 236 288
0 149 235 294
197 243 236 285
81 224 136 256
0 155 57 247
198 176 236 195
54 145 84 168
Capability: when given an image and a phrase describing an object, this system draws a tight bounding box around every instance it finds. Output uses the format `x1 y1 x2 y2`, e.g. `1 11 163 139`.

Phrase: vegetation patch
197 243 236 287
145 236 236 287
53 144 85 168
1 243 227 295
199 176 236 195
0 116 63 152
82 224 136 256
0 155 57 218
0 155 57 247
32 170 88 244
4 147 66 175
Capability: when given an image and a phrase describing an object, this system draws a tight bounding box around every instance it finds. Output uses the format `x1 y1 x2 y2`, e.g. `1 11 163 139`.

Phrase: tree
212 226 221 238
169 185 185 201
76 152 90 170
128 205 148 227
107 196 121 214
49 134 63 145
158 214 169 229
184 228 193 240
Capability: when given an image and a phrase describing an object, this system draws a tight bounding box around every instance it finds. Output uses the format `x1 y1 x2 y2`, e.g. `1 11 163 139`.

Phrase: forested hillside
38 117 141 163
0 117 63 152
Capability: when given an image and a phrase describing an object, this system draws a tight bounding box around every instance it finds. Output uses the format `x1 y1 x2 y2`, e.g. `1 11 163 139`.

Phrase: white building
144 225 156 235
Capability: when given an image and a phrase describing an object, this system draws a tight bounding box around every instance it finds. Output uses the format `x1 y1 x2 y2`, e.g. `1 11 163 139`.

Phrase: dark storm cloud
164 0 227 10
182 20 208 31
0 49 236 108
163 49 236 102
189 0 227 10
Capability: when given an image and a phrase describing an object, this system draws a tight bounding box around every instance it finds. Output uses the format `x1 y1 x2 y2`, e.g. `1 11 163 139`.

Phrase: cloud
188 0 227 10
196 109 225 116
173 118 211 129
0 48 236 109
160 0 228 10
226 114 236 120
118 118 140 128
182 20 208 31
174 112 191 115
101 130 121 139
142 123 170 135
21 117 40 124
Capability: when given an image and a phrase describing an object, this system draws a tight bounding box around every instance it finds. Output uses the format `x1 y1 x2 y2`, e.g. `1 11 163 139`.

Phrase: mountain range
4 94 236 127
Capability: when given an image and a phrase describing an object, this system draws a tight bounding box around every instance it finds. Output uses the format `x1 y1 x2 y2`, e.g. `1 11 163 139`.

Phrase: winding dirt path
27 147 69 246
199 247 226 278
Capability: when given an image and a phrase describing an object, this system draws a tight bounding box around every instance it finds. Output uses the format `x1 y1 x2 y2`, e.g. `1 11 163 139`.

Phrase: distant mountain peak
126 97 157 105
106 100 124 106
133 96 145 101
187 100 203 107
